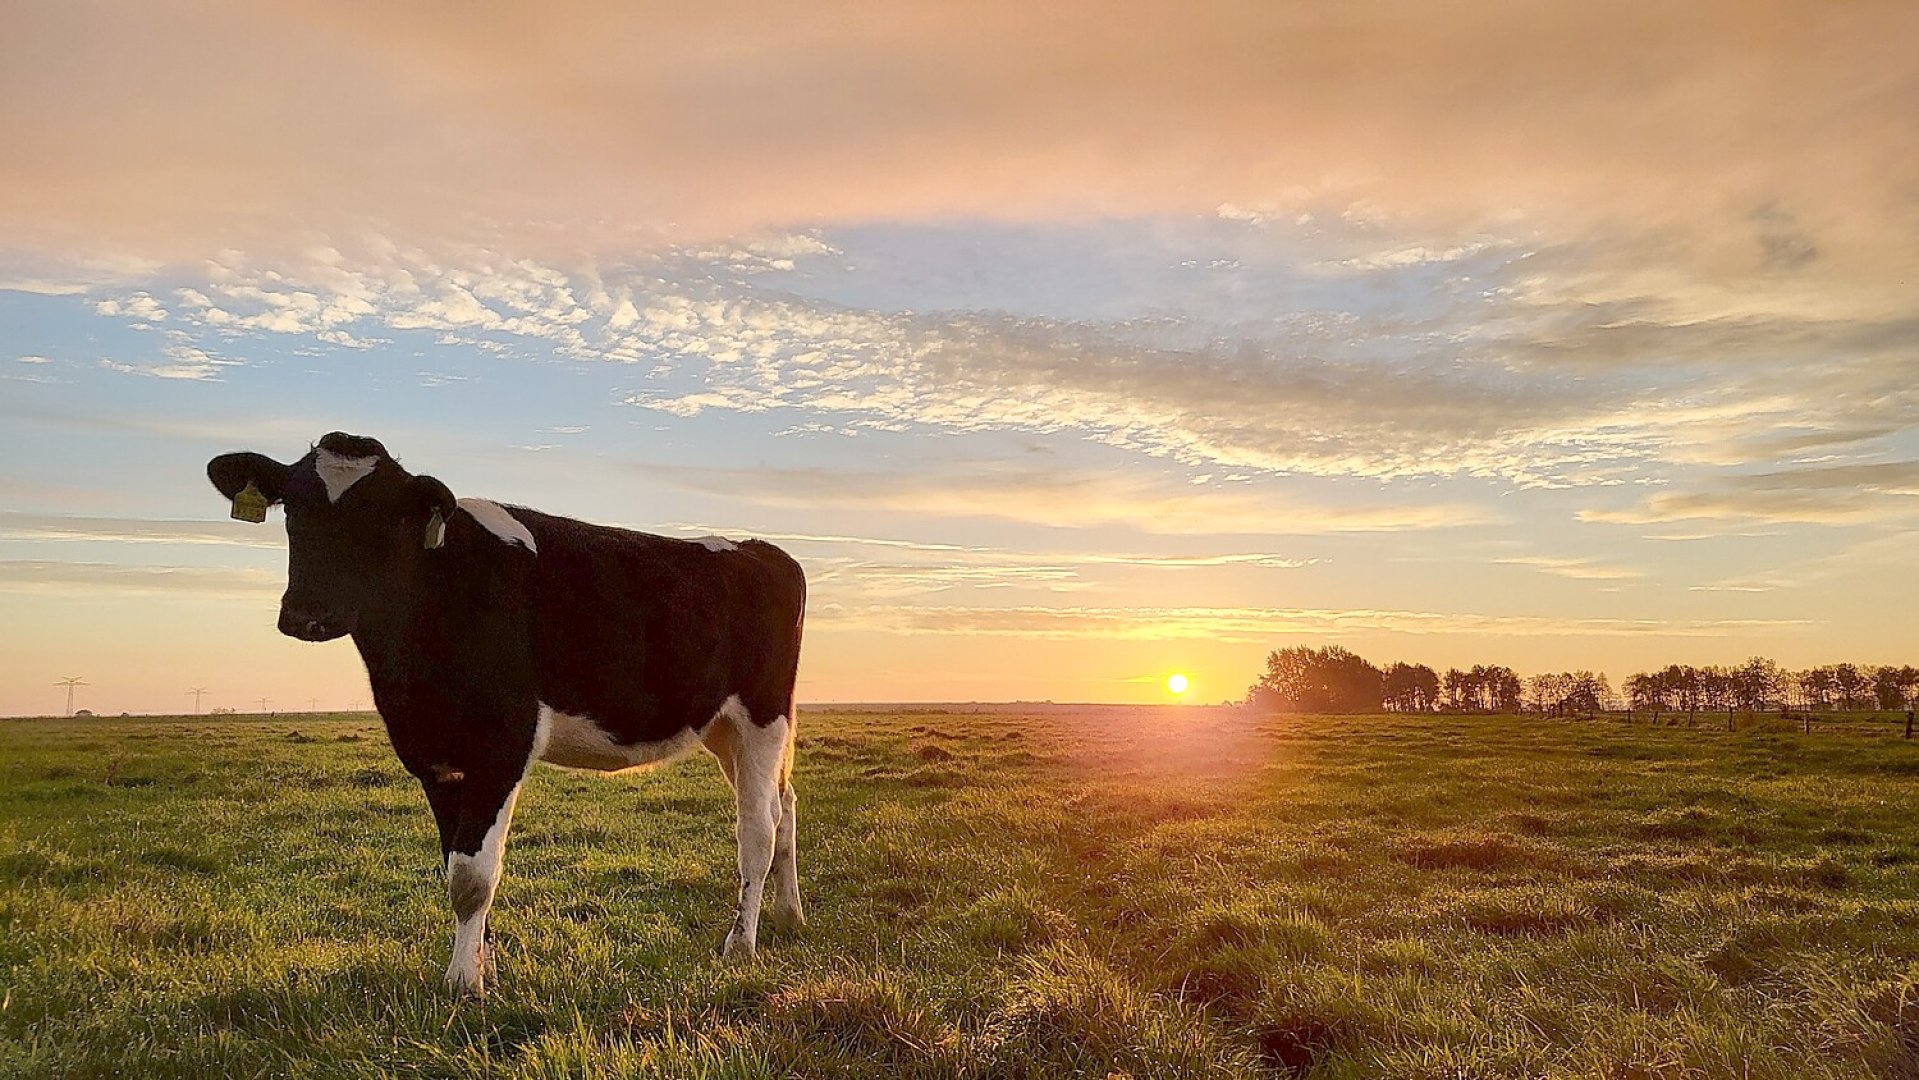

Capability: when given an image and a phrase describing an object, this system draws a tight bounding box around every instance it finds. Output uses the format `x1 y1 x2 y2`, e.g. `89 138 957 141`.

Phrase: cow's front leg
721 712 788 959
424 773 523 995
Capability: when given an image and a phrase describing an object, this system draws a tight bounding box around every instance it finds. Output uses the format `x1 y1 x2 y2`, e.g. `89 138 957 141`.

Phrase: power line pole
54 676 87 717
188 687 208 714
256 697 271 714
308 697 319 712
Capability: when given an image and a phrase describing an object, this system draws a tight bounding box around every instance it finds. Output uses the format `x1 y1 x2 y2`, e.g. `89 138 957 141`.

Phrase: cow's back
509 508 805 743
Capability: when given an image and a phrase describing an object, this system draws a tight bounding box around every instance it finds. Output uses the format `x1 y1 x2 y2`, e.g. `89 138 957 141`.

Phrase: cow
206 432 807 995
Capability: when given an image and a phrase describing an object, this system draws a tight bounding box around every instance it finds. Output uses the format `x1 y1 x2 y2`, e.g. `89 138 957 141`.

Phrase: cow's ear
207 452 290 504
412 475 457 550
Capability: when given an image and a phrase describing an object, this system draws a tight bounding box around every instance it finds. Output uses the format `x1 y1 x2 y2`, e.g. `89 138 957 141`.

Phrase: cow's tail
778 547 806 783
787 566 806 777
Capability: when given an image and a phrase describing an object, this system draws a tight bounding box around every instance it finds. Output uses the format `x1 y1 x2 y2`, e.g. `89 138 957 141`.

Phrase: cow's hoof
719 931 757 960
768 904 806 932
444 958 488 997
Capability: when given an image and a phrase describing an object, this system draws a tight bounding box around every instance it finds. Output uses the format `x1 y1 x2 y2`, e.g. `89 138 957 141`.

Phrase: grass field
4 707 1919 1078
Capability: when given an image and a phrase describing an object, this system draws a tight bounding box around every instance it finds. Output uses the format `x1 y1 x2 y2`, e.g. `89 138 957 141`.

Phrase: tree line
1243 646 1919 717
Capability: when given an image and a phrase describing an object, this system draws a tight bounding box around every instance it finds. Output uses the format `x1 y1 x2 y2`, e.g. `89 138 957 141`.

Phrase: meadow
3 706 1919 1079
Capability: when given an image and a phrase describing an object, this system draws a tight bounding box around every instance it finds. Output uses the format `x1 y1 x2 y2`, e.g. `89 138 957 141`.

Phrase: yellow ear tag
230 481 269 523
424 508 446 550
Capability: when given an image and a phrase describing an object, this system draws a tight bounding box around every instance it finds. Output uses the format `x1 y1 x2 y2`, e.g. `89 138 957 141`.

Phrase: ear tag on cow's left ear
424 508 446 550
230 481 269 524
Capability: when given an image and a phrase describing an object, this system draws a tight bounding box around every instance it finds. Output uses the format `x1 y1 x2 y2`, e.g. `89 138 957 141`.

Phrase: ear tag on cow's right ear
424 508 446 550
230 481 269 524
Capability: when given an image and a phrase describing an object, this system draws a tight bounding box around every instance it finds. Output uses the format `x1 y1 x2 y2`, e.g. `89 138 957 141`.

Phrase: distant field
4 708 1919 1078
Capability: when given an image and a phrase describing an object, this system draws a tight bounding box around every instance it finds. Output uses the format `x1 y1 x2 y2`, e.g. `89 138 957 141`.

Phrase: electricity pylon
54 676 87 717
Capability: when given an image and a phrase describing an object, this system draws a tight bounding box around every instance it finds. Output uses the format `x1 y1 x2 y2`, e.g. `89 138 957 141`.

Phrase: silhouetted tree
1701 666 1736 716
1246 648 1919 723
1832 663 1869 711
1875 665 1919 711
1383 662 1440 712
1525 672 1566 713
1526 671 1608 715
1486 666 1523 712
1249 645 1384 713
1734 656 1785 713
1798 666 1835 710
1624 672 1663 715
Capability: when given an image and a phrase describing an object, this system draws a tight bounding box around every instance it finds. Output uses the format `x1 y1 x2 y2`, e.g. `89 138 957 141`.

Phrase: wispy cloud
1495 555 1644 581
666 524 1312 568
1581 461 1919 524
815 602 1808 643
99 344 242 382
73 226 1918 502
646 461 1489 535
0 513 284 549
0 560 280 598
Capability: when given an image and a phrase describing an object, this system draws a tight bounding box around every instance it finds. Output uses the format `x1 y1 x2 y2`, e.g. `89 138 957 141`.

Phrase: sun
1166 673 1190 695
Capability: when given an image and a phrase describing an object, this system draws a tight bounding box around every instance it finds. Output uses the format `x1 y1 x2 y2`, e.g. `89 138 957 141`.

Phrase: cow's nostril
305 620 327 637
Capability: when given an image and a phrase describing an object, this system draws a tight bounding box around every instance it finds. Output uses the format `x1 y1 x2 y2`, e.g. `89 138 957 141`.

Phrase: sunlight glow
1166 673 1189 695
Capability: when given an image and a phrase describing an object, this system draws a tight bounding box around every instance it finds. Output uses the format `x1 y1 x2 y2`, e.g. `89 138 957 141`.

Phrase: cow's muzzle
278 606 353 642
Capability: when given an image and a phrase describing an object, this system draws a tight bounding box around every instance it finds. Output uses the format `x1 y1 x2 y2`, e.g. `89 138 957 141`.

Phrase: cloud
655 523 1317 598
89 225 1912 496
1495 555 1644 581
3 1 1915 290
0 560 279 598
813 602 1807 643
0 512 284 549
645 461 1490 535
667 524 1312 569
45 203 1908 543
1581 461 1919 524
615 289 1624 482
97 243 1619 483
94 292 167 321
1 279 89 296
99 344 242 381
812 559 1094 598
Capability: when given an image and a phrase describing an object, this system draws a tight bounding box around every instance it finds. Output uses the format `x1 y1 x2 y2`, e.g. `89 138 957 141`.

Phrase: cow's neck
346 565 439 673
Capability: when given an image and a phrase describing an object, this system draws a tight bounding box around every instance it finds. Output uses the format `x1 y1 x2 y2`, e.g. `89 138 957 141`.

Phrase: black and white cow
206 432 806 994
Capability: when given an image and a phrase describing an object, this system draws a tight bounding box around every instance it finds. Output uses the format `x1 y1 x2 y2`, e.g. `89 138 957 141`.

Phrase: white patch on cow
697 535 739 552
314 448 379 502
719 707 792 959
530 703 553 764
534 701 715 773
457 498 538 554
444 782 520 994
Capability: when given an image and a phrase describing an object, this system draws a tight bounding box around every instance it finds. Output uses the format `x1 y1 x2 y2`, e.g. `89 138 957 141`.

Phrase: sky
2 1 1917 715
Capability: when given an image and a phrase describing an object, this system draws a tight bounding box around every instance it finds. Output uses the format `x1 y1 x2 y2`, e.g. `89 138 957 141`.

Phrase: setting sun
1166 673 1189 695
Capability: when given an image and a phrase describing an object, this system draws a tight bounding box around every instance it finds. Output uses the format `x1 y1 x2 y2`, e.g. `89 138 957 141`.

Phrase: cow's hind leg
767 719 803 931
716 705 786 958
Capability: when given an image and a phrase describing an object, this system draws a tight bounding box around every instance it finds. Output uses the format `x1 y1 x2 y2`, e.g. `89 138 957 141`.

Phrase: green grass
4 707 1919 1078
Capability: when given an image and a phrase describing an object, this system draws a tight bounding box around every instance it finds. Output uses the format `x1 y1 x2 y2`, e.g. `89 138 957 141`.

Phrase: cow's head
207 432 456 641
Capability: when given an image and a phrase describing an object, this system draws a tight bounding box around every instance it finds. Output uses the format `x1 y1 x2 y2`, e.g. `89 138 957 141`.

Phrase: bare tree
1832 663 1869 711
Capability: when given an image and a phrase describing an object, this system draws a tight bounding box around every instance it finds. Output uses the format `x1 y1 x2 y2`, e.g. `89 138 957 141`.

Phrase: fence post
1906 710 1913 740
